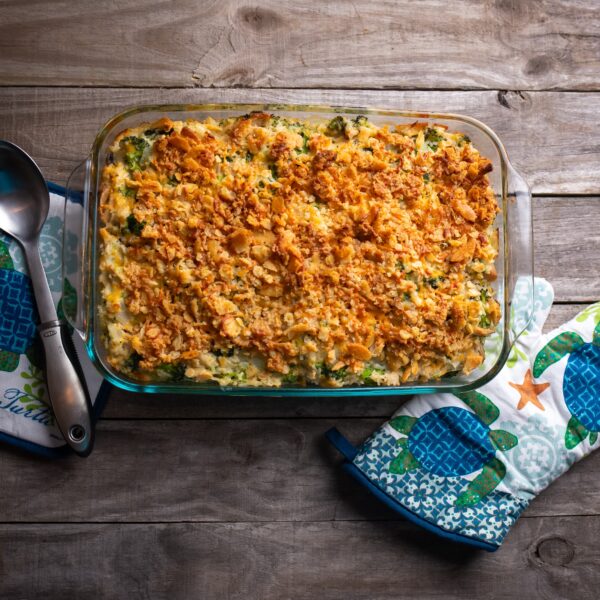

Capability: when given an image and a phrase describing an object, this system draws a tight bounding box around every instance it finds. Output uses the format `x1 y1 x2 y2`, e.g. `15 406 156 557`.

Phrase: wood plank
535 199 600 303
0 87 599 194
1 1 599 90
102 303 594 420
1 418 599 522
0 518 597 600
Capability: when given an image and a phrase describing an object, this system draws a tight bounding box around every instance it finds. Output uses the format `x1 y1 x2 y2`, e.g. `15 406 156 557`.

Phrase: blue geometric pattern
0 269 37 354
352 429 528 547
564 344 600 431
408 407 494 476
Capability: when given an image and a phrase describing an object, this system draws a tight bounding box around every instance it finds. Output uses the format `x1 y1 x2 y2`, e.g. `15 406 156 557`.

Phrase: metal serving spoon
0 140 93 457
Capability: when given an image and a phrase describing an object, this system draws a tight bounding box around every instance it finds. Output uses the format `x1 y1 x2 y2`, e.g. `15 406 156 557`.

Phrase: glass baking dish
63 103 533 396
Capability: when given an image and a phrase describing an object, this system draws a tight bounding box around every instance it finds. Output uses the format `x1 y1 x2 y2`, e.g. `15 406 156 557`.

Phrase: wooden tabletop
1 1 599 598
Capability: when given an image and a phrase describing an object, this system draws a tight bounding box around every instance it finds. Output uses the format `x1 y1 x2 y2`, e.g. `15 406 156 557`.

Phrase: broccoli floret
316 362 347 380
353 115 369 127
327 116 347 136
126 214 145 235
330 367 347 381
425 276 445 289
158 362 186 381
479 314 492 328
424 128 445 151
269 164 278 180
457 134 471 147
423 173 431 182
223 369 247 382
296 131 310 154
144 127 173 139
360 366 385 385
125 351 142 372
120 136 150 172
282 372 299 384
120 186 137 198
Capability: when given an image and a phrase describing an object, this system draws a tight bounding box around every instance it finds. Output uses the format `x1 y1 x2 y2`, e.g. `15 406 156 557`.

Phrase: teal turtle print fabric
352 429 528 546
534 317 600 448
407 407 495 477
336 278 600 549
0 238 38 373
564 344 600 432
0 269 37 355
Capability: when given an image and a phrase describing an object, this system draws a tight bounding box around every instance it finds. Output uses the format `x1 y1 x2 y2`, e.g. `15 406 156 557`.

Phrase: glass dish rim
81 102 527 396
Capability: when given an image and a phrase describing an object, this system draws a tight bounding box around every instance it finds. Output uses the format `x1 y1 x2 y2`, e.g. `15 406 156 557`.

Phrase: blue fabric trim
325 427 358 460
92 380 112 421
0 430 71 459
327 429 499 552
47 180 83 204
46 181 67 196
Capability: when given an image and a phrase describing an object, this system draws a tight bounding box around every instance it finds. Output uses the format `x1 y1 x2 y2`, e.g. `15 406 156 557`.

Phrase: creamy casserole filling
99 112 500 387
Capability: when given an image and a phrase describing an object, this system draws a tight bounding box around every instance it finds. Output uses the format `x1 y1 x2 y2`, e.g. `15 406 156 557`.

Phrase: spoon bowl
0 141 49 242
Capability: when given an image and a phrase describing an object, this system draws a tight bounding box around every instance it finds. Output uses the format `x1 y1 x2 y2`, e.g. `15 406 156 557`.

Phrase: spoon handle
39 320 94 456
23 241 94 457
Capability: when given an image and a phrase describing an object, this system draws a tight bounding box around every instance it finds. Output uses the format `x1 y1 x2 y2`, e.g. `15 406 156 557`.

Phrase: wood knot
535 536 575 567
238 6 283 32
218 66 256 87
497 90 531 110
494 0 521 13
524 55 553 76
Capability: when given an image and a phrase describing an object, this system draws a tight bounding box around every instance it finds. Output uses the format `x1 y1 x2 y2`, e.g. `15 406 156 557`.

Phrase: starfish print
509 369 550 411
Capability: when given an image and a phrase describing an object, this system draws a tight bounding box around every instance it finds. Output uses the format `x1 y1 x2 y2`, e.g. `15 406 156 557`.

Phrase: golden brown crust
98 113 500 386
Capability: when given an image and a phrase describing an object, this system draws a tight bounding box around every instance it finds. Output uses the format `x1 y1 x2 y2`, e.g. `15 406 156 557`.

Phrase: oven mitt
327 278 600 551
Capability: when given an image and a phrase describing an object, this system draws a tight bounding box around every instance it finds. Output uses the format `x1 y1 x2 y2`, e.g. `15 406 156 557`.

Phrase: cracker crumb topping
99 113 500 387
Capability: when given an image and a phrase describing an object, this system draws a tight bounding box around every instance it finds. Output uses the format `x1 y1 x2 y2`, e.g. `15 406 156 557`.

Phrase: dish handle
506 165 535 343
63 158 92 337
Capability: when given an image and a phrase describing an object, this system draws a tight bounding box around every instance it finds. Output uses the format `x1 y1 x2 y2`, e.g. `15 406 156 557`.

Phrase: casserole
64 104 533 396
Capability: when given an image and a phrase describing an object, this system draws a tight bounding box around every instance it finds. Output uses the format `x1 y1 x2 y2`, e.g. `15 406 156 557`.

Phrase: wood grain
0 418 598 523
1 0 599 91
0 518 597 600
535 199 600 302
1 87 600 194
